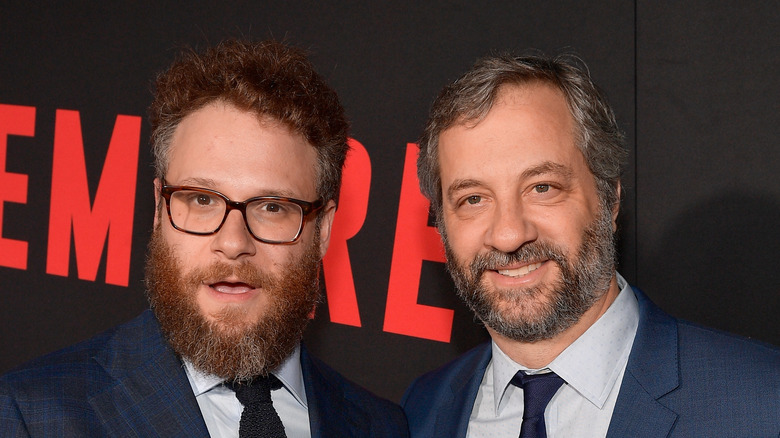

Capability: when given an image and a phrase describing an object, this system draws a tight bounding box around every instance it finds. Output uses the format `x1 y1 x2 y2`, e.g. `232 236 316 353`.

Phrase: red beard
145 226 322 380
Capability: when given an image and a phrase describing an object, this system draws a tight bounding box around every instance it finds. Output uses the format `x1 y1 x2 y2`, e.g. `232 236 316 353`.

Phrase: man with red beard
0 39 408 437
402 54 780 437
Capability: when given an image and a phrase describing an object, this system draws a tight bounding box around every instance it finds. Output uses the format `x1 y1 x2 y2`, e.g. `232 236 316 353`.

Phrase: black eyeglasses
160 183 323 244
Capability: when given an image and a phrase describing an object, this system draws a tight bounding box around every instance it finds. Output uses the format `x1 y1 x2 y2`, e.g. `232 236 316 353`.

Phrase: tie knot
510 371 565 420
227 375 283 407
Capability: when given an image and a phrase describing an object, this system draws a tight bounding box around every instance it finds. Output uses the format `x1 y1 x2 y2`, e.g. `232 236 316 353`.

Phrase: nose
483 201 538 253
210 209 257 259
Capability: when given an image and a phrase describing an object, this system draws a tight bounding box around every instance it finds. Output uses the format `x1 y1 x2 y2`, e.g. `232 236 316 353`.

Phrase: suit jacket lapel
606 288 679 438
434 343 492 438
88 311 210 437
302 346 369 438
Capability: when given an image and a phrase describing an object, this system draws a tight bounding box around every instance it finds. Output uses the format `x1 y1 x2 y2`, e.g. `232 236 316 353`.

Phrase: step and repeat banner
2 2 777 402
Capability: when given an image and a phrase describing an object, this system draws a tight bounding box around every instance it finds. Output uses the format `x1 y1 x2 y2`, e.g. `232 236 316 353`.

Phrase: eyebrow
520 161 574 181
175 177 219 188
446 179 483 201
171 178 300 199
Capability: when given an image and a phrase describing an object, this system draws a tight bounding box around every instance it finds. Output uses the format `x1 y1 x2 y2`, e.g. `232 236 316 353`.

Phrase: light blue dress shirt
184 344 311 438
467 273 639 438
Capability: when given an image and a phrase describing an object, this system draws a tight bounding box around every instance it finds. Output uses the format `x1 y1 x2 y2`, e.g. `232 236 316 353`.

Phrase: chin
203 302 265 328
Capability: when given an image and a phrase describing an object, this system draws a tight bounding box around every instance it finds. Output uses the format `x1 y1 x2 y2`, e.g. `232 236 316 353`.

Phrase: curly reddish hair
149 39 349 204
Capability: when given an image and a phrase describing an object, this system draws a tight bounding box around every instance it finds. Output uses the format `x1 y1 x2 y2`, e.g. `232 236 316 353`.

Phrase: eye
195 193 213 205
181 191 219 207
527 182 564 201
465 195 482 205
262 202 283 213
251 200 297 217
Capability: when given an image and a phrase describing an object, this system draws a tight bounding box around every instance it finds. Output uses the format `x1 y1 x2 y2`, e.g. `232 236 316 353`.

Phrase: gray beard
444 204 616 342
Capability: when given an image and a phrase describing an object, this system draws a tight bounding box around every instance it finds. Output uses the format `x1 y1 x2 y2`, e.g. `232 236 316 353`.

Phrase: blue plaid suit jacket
0 310 408 437
402 287 780 437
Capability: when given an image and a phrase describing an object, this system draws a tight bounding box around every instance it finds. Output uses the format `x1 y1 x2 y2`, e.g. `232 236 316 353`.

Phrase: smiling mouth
497 262 543 278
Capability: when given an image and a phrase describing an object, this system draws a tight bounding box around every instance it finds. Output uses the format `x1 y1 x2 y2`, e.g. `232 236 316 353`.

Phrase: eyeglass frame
159 181 325 245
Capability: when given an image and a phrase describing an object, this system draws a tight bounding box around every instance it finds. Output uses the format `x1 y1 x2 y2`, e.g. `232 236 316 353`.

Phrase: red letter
46 110 141 286
321 138 370 326
0 104 34 270
384 143 454 342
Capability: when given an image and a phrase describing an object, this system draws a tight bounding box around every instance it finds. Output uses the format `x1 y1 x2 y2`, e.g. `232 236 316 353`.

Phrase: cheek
259 242 308 274
442 217 483 261
538 212 588 255
159 225 206 268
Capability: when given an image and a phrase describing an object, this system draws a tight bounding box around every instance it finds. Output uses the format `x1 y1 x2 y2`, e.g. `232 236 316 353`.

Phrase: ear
611 182 622 232
153 178 162 229
317 200 337 258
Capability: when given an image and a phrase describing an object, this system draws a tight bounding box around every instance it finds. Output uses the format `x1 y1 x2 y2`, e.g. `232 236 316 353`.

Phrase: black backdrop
1 1 778 403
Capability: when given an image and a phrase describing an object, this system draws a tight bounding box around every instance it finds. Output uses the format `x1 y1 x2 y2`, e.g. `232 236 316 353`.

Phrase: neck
488 276 621 369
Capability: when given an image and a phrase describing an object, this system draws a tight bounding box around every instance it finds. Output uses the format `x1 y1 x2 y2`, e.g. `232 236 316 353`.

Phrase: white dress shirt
184 344 311 438
467 273 639 438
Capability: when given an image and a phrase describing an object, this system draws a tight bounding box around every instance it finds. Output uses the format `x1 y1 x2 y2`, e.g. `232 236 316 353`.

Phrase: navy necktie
227 375 287 438
510 371 564 438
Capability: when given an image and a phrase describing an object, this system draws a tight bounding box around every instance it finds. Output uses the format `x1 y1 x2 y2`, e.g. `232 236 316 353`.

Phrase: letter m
46 110 141 286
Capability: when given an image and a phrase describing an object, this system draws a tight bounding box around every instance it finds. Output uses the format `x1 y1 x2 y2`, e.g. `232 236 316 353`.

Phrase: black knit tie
227 375 287 438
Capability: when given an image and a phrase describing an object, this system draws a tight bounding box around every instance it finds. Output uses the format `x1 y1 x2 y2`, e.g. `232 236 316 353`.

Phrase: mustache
185 261 277 290
469 241 568 276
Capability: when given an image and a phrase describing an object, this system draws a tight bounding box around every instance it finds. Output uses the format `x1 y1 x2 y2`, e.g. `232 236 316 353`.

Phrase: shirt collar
491 273 638 411
183 343 308 408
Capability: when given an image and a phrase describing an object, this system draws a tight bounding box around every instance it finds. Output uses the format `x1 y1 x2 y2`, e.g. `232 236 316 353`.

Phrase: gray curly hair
417 53 626 223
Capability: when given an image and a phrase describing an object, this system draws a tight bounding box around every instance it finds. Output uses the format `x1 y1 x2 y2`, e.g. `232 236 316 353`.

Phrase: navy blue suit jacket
402 287 780 437
0 310 408 437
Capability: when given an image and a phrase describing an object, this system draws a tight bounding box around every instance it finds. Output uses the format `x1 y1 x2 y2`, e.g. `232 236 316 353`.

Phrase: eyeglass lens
168 189 304 243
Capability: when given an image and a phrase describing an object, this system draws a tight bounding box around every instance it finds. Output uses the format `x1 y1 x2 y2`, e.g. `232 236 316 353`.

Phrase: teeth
498 262 542 278
212 283 253 294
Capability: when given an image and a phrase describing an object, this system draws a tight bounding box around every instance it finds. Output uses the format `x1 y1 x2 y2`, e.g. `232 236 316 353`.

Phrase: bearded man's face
443 202 616 342
145 225 322 380
146 103 335 380
436 83 618 343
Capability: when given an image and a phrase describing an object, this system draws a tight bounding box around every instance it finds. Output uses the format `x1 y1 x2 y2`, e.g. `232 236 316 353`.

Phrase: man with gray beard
0 39 408 438
402 53 780 437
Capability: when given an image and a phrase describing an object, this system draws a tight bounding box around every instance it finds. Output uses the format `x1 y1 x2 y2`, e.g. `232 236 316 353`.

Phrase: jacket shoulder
1 311 158 387
401 342 491 438
677 319 780 361
626 287 780 435
0 311 162 436
403 342 491 406
675 319 780 389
